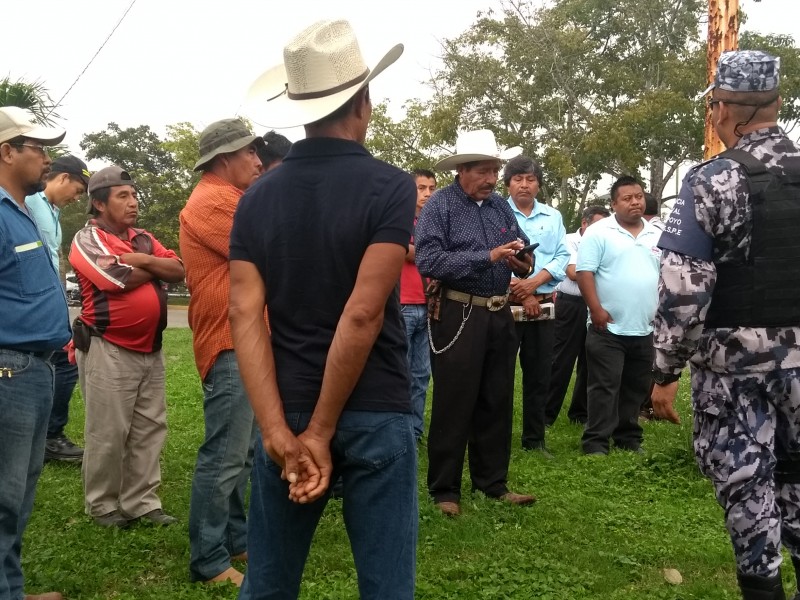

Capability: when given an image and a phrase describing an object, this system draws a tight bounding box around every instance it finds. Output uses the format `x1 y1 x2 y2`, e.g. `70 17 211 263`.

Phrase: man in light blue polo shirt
26 155 90 463
506 156 569 454
576 175 660 455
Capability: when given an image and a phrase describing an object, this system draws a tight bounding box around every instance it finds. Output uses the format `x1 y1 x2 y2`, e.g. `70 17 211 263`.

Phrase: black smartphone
515 242 539 260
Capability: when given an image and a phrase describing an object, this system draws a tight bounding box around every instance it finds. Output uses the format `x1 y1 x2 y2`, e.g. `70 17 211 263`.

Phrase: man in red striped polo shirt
70 166 185 529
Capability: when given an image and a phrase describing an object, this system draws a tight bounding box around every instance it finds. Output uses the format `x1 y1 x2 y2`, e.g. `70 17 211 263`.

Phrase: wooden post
704 0 739 158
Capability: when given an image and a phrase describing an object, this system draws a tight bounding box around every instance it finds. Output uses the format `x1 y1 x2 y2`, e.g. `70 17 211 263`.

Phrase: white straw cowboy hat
435 129 522 171
244 20 404 129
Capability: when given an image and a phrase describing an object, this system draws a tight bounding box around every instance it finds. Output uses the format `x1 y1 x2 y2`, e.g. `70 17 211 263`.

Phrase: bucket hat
194 119 264 171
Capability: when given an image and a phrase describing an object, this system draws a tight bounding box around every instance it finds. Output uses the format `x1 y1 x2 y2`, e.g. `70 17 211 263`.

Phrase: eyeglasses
14 143 50 156
707 98 722 109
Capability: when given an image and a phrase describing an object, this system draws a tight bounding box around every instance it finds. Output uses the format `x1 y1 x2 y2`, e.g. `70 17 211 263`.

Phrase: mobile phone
515 242 539 261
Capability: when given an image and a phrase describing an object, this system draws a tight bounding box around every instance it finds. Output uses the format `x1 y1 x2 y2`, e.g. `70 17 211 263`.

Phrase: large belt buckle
487 295 507 311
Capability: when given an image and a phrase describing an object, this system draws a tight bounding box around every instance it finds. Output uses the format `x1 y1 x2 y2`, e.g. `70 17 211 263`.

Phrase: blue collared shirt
415 179 528 297
507 198 569 294
576 215 661 336
25 191 61 270
0 187 71 350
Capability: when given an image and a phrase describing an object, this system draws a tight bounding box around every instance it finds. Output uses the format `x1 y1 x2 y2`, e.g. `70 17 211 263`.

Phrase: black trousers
427 298 517 503
515 319 555 447
581 328 653 453
544 292 589 424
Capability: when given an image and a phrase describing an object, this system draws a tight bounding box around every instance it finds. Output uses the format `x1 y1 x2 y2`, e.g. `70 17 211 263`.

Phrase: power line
48 0 138 117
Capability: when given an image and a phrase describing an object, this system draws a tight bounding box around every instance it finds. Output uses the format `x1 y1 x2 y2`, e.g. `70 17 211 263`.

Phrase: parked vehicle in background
65 272 81 306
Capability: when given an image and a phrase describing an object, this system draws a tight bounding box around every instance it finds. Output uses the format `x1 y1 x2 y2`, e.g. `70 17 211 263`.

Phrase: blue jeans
189 351 257 581
402 304 431 439
238 410 418 600
0 350 54 600
47 349 78 438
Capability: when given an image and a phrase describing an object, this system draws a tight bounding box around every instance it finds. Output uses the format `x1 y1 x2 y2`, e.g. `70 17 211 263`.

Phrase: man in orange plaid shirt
179 119 266 586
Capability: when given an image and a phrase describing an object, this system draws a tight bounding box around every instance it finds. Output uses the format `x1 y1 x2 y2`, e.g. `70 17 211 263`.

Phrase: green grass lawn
22 329 794 598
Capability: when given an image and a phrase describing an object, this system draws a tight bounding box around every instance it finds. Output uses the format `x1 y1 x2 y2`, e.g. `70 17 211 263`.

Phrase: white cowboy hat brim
243 43 404 129
435 146 523 171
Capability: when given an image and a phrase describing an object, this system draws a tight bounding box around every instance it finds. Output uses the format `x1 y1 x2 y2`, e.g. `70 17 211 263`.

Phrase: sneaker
137 508 178 526
93 510 130 529
44 435 83 463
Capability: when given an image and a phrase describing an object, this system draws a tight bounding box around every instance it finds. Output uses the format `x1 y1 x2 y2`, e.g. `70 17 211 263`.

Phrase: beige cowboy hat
244 20 403 129
435 129 522 171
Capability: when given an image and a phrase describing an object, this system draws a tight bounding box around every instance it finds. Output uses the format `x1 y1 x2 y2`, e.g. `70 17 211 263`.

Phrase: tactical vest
705 148 800 328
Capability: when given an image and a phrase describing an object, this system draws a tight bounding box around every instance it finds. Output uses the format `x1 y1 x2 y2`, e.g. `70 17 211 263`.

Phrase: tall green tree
369 0 800 227
423 0 708 212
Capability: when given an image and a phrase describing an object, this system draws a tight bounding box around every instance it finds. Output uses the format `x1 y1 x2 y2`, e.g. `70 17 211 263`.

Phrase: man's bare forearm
229 261 288 438
576 271 602 313
121 253 184 283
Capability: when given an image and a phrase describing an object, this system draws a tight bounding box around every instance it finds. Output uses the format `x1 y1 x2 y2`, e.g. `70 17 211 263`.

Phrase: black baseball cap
51 155 91 187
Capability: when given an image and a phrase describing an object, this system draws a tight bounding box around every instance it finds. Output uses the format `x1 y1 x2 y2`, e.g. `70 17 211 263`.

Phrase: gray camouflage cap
700 50 780 96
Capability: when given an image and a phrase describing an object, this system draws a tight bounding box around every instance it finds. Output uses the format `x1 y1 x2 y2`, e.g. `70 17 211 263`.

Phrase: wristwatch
652 369 681 386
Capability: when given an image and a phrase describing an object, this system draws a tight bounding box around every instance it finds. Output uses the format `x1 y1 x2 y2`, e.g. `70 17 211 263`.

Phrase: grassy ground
22 329 794 598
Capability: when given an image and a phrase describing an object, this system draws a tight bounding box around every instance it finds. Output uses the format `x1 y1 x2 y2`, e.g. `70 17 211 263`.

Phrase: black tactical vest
705 148 800 328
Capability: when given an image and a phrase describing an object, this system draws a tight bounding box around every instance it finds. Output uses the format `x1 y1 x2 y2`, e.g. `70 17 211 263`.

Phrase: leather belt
444 289 509 311
533 293 554 302
555 291 583 302
1 348 54 361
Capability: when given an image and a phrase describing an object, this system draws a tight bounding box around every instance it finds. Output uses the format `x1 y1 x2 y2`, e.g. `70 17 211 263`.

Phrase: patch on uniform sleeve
658 172 713 261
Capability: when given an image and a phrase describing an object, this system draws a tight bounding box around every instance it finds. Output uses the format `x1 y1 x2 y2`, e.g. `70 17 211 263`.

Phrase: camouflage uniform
655 121 800 579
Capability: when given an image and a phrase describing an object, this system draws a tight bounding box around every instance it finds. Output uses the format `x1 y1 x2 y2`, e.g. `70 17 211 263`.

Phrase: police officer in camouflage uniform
652 50 800 600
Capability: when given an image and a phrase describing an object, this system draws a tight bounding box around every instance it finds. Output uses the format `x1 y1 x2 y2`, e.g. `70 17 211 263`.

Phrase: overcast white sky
4 0 798 160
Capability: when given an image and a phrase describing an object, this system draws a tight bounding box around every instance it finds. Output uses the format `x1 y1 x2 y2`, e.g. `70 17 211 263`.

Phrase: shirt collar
507 197 545 217
199 171 246 193
88 218 140 240
452 177 502 205
284 137 371 160
609 215 650 234
735 125 785 148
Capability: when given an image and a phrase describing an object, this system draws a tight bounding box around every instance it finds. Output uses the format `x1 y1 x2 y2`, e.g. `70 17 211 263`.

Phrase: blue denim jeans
47 349 78 438
189 351 257 581
0 350 54 600
238 410 418 600
402 304 431 439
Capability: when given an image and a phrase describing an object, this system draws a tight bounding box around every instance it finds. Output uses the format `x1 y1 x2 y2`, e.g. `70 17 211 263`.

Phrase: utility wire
47 0 138 118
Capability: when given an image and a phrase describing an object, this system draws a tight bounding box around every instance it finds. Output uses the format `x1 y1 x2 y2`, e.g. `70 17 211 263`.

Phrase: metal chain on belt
428 302 473 355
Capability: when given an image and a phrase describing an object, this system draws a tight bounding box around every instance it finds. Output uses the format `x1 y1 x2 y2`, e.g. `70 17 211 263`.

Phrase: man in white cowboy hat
180 119 264 586
0 106 71 600
230 19 417 599
415 129 538 517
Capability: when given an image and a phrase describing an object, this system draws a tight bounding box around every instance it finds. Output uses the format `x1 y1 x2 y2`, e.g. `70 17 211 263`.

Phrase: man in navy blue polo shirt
0 106 71 600
231 20 417 599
